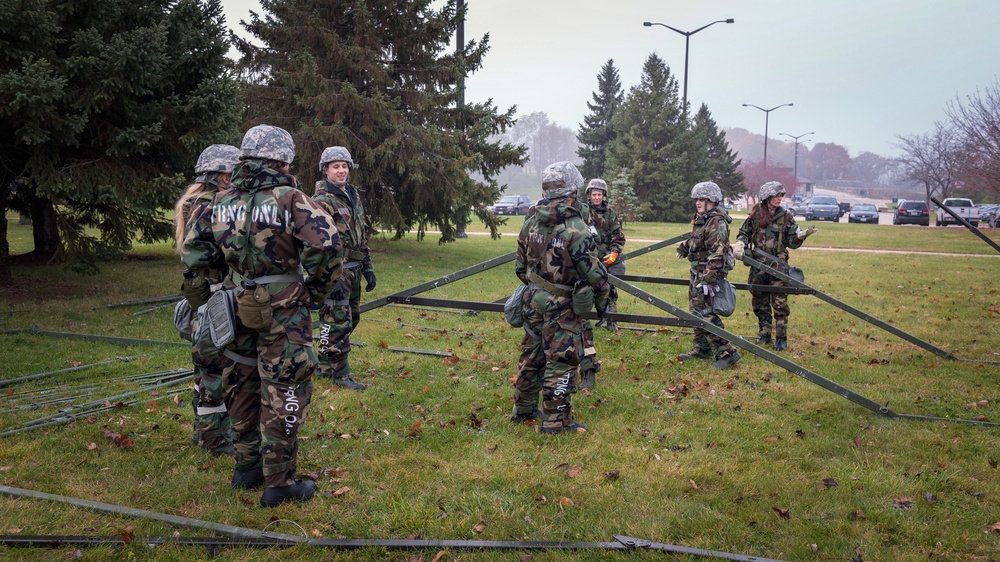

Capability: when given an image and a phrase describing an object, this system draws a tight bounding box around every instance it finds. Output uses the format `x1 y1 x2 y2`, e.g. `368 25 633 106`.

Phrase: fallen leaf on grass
473 522 485 533
332 486 350 497
442 355 460 365
519 555 533 562
407 421 422 437
817 478 837 490
989 522 1000 533
65 549 83 560
925 492 936 504
404 333 415 339
535 496 547 504
430 551 447 562
809 544 818 552
689 480 698 490
892 496 913 509
604 471 619 482
102 429 134 449
567 464 582 478
772 507 790 519
87 443 98 451
558 497 573 510
851 436 864 448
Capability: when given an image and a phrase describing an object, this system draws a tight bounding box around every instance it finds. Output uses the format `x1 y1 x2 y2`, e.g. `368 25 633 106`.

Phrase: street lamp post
778 131 814 184
742 103 793 172
643 19 734 113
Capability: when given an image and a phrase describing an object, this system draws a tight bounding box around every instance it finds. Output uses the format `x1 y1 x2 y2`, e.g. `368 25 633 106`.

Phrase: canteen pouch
192 304 222 358
235 281 273 331
504 283 529 328
571 282 595 316
711 278 737 317
206 290 238 348
174 299 193 342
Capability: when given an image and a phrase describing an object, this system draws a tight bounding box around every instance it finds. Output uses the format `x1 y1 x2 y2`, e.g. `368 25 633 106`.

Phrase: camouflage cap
690 181 723 203
240 124 295 164
541 161 584 200
318 146 356 171
758 181 785 201
585 178 608 194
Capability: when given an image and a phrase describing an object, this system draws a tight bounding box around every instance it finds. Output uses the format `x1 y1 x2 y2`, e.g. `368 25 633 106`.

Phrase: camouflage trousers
191 345 231 451
748 266 790 339
578 320 599 386
688 273 736 360
606 261 625 313
222 303 317 488
513 289 583 431
315 267 361 377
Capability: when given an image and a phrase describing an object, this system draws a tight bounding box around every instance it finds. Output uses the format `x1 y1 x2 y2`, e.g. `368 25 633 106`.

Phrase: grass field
2 212 1000 561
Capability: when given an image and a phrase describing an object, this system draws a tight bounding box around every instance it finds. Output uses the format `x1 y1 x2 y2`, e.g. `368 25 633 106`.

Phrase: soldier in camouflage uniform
575 178 626 389
733 181 817 351
182 125 343 507
675 181 741 370
512 161 610 434
312 146 376 390
173 144 240 456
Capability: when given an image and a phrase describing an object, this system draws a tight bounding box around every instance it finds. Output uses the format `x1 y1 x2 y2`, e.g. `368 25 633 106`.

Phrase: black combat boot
758 333 772 345
538 421 588 435
578 369 596 389
678 349 711 361
232 467 265 490
711 351 741 370
334 373 367 390
775 337 787 351
510 407 541 424
260 480 317 508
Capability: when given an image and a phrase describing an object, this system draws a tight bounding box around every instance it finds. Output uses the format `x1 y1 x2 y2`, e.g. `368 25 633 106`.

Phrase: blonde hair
173 181 214 254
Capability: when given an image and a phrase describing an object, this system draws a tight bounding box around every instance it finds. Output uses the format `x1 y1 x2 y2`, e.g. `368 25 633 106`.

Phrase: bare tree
946 79 1000 201
849 152 894 188
894 122 966 203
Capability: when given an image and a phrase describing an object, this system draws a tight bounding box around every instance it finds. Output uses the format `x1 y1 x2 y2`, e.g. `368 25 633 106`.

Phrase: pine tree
607 53 688 222
0 0 241 275
577 59 623 181
608 167 640 223
688 103 744 203
235 0 526 241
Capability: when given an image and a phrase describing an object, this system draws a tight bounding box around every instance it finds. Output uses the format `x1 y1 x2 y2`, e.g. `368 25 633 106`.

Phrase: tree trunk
0 187 10 282
29 196 60 255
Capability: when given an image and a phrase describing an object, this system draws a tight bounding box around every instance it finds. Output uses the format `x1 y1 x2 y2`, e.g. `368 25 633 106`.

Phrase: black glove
363 269 377 292
180 274 211 309
595 301 610 327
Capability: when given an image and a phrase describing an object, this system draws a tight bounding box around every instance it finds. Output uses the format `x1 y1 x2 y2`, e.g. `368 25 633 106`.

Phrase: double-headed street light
643 18 734 113
742 103 793 171
778 131 814 183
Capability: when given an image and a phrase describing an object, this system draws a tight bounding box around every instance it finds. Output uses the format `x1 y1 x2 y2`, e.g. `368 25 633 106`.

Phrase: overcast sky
220 0 1000 158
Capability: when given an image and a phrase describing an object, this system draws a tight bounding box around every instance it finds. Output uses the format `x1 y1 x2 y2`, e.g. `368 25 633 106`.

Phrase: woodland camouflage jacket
182 159 343 306
515 198 609 298
678 207 732 282
587 201 625 256
312 180 372 271
735 205 803 260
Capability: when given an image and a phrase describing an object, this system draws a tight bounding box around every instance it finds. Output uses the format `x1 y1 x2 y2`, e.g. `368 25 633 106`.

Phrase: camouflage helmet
239 124 295 164
194 144 239 186
690 181 723 204
759 181 785 201
541 161 584 200
585 178 608 194
318 146 356 172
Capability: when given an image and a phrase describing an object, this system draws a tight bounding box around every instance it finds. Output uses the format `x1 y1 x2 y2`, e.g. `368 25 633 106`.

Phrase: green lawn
2 213 1000 561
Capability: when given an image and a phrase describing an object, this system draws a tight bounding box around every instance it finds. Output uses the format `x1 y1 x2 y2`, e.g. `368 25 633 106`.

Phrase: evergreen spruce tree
608 167 640 223
0 0 241 274
577 59 623 181
687 103 744 203
607 53 688 223
235 0 525 241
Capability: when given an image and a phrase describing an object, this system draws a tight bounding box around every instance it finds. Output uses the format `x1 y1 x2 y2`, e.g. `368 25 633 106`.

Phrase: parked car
804 196 841 221
490 194 533 216
848 203 879 224
979 204 1000 227
790 197 811 216
935 197 979 227
893 200 930 226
